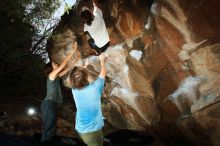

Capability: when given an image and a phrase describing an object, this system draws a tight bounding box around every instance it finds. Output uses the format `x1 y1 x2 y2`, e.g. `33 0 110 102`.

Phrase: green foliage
64 3 72 15
50 34 58 41
0 1 34 58
0 0 60 52
0 51 46 99
0 0 60 100
24 0 60 31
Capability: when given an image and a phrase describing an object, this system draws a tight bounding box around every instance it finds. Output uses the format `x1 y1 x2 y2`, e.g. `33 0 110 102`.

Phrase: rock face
47 0 220 145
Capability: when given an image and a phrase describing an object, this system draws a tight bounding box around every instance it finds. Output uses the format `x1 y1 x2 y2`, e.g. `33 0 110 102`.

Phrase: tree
0 0 60 100
24 0 61 60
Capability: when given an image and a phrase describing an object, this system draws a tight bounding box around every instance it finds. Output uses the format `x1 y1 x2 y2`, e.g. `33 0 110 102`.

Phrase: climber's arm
99 53 106 79
49 42 77 80
92 0 103 17
58 68 71 78
92 0 99 7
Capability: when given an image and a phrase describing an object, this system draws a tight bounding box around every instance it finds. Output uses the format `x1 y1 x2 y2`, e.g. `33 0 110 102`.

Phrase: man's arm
92 0 99 7
49 42 78 80
58 68 70 78
98 53 106 79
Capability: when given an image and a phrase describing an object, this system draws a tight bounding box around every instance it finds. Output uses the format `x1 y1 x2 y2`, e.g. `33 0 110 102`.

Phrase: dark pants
88 38 109 55
40 100 57 143
78 129 103 146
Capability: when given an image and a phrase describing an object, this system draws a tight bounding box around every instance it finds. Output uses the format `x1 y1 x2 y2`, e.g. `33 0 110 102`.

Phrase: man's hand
92 0 98 7
85 58 89 67
72 42 78 51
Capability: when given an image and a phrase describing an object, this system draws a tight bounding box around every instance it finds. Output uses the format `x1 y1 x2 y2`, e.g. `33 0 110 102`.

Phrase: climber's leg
88 38 109 55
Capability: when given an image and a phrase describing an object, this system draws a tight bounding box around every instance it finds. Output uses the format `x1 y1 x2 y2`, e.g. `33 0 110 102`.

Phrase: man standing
70 53 106 146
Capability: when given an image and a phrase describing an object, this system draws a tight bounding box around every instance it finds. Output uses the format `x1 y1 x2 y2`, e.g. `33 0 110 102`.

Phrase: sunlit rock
46 0 220 144
129 50 143 61
168 76 206 115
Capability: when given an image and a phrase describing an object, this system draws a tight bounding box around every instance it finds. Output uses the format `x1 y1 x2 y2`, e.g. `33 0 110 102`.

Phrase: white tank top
84 7 110 48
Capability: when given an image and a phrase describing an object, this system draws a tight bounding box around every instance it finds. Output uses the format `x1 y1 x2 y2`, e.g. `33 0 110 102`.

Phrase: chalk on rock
129 50 143 61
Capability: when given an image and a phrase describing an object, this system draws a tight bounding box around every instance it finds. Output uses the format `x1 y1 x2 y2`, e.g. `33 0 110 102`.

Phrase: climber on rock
69 53 107 146
80 0 110 55
40 42 78 145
